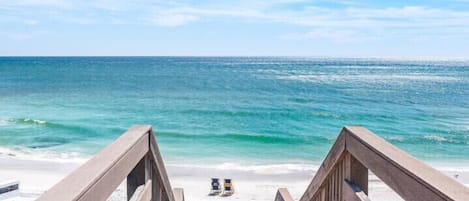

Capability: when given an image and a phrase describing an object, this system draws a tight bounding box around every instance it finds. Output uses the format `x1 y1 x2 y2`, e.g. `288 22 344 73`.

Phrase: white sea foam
0 146 88 163
383 136 405 142
426 161 469 173
170 162 318 175
0 118 11 126
22 118 47 125
0 145 316 175
423 135 450 142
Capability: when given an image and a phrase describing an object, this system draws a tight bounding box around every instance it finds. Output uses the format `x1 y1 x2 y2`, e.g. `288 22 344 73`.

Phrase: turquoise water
0 57 468 166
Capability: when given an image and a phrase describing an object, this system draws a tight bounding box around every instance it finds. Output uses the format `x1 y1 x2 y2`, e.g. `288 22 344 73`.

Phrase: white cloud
265 6 469 28
0 0 73 8
148 12 198 27
1 1 469 43
2 1 469 29
138 4 469 35
145 6 266 26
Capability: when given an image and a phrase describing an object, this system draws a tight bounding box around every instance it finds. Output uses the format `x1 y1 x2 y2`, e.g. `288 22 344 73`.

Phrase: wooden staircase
37 125 469 201
37 125 181 201
276 126 469 201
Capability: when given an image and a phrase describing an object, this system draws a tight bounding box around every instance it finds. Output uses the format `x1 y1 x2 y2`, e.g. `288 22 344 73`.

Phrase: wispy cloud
145 6 265 26
0 0 74 9
148 11 199 27
2 1 469 29
1 0 469 56
0 30 47 41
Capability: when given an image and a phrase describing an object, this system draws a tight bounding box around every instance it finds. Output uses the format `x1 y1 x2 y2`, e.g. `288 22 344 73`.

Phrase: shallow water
0 57 468 169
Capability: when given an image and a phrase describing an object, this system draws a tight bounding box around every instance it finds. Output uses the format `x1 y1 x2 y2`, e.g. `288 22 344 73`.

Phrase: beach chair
209 178 222 195
222 178 234 196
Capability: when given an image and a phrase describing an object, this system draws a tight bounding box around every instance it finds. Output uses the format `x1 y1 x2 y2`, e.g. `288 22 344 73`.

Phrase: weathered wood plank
149 129 175 201
345 126 469 201
138 181 153 201
129 181 152 201
78 131 149 201
129 185 144 201
343 152 368 195
275 188 294 201
299 130 347 201
173 188 184 201
128 156 149 200
37 125 151 201
343 180 370 201
151 165 161 201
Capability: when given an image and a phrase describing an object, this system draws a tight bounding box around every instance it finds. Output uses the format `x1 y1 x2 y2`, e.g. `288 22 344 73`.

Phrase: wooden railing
275 188 294 201
37 125 184 201
35 125 469 201
276 126 469 201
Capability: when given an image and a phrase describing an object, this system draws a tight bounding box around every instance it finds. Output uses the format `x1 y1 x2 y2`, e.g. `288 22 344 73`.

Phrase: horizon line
1 55 469 60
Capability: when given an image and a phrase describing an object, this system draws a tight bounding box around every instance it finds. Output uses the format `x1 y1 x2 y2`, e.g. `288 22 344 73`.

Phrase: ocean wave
0 146 88 163
9 117 97 135
8 118 50 127
0 118 12 126
170 162 318 175
156 131 331 145
425 160 469 173
22 118 47 124
423 135 449 142
383 136 405 142
378 134 466 145
2 118 49 125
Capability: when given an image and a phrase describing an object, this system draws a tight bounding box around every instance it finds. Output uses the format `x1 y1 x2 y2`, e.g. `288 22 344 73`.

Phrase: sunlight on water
0 57 468 167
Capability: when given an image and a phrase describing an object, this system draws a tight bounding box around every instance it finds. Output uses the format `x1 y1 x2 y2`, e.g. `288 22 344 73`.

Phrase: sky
1 0 469 57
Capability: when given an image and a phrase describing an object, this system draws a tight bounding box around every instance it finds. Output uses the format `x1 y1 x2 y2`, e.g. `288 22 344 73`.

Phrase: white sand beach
1 154 468 201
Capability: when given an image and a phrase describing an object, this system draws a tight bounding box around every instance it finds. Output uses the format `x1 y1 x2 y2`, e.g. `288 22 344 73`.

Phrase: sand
0 155 467 201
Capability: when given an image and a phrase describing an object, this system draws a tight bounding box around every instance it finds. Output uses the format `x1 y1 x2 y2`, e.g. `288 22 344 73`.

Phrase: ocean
0 57 468 171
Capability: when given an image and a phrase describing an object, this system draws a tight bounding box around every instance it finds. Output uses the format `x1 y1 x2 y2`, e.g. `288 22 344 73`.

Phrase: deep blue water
0 57 468 166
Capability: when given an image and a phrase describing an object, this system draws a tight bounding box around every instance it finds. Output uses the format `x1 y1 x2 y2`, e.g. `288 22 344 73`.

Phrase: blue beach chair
209 178 222 195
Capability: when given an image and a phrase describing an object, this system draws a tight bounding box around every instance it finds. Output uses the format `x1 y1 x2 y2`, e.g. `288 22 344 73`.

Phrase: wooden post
344 152 368 195
128 155 149 200
173 188 184 201
343 180 370 201
151 162 161 201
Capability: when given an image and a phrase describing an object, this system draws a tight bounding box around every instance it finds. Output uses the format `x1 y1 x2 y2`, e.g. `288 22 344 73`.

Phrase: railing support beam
343 179 370 201
343 152 368 195
300 126 469 201
128 155 151 200
37 125 183 201
275 188 294 201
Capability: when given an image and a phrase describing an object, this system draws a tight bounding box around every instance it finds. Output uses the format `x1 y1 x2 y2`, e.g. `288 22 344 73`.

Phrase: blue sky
1 0 469 57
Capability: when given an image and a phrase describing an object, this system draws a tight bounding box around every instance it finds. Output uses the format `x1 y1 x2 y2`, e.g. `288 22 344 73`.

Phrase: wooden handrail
275 188 294 201
35 125 468 201
298 126 469 201
37 125 182 201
